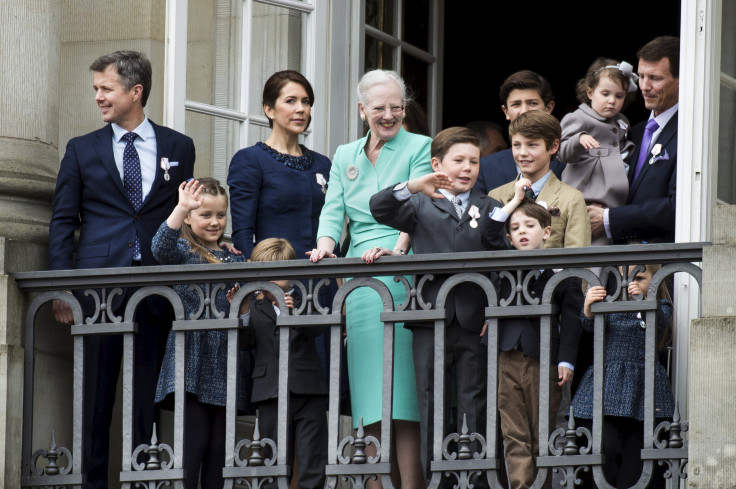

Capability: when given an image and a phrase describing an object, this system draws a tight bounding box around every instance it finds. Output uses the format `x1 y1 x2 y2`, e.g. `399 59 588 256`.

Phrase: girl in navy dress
570 264 675 488
152 178 250 489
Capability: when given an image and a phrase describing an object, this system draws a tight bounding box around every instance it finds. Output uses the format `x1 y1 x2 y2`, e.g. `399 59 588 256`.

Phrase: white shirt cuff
558 361 574 372
392 183 412 201
489 206 509 222
603 208 612 240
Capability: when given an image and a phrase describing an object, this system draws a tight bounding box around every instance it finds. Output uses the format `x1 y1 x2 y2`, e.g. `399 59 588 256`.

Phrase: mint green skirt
345 236 420 428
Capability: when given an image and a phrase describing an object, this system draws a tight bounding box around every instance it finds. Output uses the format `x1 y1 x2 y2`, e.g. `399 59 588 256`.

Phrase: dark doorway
442 2 681 134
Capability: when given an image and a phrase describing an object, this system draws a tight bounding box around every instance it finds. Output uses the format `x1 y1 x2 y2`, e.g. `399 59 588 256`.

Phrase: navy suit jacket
370 185 507 332
475 147 565 195
497 270 583 366
243 298 328 403
49 121 196 271
608 112 678 243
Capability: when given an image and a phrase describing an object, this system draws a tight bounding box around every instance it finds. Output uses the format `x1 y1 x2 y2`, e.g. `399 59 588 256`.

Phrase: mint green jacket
317 128 432 255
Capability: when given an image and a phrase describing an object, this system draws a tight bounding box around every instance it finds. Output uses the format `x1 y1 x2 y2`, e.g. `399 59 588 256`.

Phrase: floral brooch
346 165 359 181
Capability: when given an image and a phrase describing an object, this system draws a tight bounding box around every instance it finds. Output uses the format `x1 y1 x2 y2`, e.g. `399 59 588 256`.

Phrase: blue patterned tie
632 118 659 185
122 132 142 257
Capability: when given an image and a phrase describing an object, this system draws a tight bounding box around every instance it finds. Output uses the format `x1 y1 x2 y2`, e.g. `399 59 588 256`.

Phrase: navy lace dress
570 299 675 421
152 222 252 413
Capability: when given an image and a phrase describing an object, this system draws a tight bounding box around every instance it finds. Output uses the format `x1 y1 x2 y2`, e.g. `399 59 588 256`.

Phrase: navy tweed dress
152 222 253 413
570 299 675 421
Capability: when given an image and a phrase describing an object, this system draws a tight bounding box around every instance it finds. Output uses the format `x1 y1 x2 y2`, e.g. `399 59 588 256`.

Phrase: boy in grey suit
370 127 530 485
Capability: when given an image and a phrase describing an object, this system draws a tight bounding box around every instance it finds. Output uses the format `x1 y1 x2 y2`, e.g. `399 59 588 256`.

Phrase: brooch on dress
316 173 327 194
346 165 359 181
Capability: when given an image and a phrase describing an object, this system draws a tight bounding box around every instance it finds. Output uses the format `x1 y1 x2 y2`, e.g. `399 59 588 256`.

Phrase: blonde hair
250 238 296 262
180 177 229 264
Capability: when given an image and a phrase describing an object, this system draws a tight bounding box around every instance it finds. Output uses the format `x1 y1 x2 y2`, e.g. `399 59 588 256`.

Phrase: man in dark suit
588 36 680 244
370 127 518 486
48 50 195 488
474 70 565 195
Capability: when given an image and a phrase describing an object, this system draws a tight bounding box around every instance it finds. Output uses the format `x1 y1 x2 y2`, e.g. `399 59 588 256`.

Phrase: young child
369 126 529 484
232 238 328 489
151 177 251 489
570 264 675 489
559 58 638 246
489 110 591 249
474 70 566 195
496 198 584 489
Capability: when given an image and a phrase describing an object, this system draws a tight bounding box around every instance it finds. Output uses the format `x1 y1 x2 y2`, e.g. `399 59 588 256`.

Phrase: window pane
185 111 241 186
401 54 428 109
249 3 304 117
365 36 395 71
366 0 395 34
187 0 242 111
402 0 429 51
718 0 736 204
247 123 272 147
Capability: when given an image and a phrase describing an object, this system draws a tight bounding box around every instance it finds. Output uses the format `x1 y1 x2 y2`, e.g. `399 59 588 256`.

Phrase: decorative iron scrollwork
84 287 124 324
337 417 380 465
30 430 72 477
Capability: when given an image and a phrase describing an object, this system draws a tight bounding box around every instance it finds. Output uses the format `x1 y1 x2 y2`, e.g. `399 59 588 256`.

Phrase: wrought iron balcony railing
13 242 704 489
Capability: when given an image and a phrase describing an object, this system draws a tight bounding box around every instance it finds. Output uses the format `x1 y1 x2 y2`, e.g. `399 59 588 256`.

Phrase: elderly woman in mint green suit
310 69 431 489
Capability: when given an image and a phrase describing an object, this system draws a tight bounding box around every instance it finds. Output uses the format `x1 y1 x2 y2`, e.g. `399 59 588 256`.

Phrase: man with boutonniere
48 50 196 489
587 36 680 244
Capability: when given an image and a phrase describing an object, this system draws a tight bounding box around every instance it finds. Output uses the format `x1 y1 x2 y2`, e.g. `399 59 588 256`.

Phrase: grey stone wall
688 205 736 487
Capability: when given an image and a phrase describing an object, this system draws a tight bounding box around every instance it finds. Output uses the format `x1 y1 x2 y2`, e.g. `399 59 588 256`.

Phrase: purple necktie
632 118 659 184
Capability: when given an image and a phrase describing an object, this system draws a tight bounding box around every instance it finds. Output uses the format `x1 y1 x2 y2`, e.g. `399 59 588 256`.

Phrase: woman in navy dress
227 70 344 410
228 70 332 260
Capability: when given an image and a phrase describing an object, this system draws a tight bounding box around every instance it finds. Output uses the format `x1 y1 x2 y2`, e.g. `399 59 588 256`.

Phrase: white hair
356 69 409 105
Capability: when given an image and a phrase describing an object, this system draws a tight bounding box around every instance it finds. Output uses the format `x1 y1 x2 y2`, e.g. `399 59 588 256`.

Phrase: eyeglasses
369 104 405 116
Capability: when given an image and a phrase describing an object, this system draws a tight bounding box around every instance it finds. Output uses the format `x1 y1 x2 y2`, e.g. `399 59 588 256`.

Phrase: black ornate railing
13 242 704 489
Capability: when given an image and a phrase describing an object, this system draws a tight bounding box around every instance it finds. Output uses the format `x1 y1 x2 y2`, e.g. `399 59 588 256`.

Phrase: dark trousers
183 394 226 489
412 320 488 485
82 293 170 489
258 395 328 489
577 417 667 489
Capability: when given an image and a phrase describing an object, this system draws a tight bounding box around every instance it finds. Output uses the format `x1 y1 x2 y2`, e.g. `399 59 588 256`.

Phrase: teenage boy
369 127 529 485
474 70 565 195
490 110 591 249
497 198 584 489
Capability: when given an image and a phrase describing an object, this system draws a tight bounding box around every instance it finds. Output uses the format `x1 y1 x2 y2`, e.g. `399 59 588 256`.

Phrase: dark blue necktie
122 132 142 258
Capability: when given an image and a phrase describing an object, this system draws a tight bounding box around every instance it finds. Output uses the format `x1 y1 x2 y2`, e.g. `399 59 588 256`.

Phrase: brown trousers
497 350 561 489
